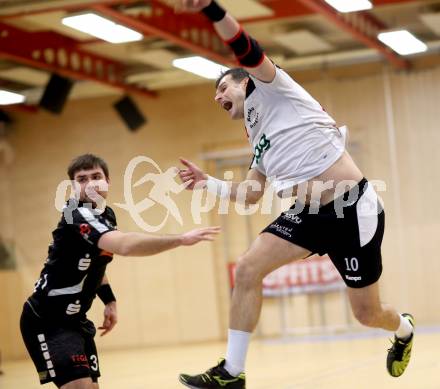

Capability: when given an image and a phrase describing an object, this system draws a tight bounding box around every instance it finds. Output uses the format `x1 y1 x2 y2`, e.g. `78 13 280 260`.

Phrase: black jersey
28 200 117 322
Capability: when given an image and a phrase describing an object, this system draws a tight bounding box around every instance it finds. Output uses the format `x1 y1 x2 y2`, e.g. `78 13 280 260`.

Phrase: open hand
178 158 208 190
181 226 221 245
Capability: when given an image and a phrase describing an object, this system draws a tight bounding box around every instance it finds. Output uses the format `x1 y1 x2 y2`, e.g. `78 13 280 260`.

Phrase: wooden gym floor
2 328 439 389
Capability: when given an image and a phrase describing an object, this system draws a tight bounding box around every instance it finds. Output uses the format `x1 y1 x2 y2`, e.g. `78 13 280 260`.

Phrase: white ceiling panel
130 49 177 69
0 67 50 86
127 69 206 89
218 0 273 19
273 30 333 55
420 12 440 36
70 81 119 99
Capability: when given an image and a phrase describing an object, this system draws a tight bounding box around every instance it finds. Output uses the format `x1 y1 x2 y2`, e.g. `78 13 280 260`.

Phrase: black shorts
20 301 100 387
262 178 384 288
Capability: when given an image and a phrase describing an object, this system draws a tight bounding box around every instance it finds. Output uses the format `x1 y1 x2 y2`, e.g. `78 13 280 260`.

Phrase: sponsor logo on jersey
270 223 293 237
254 133 271 164
345 275 362 282
78 254 91 271
79 223 91 237
72 354 88 363
246 106 259 129
282 212 302 224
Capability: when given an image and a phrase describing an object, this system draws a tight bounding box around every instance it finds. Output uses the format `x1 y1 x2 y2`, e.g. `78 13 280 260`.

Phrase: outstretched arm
178 158 266 205
98 226 220 257
175 0 276 82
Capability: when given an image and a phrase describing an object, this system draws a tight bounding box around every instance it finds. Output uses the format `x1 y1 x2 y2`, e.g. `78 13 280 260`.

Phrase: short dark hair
67 154 109 180
215 68 249 88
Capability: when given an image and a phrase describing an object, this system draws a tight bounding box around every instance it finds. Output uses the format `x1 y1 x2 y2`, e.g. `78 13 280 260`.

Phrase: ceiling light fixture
0 90 26 105
172 56 229 79
324 0 372 13
378 30 428 55
62 13 143 43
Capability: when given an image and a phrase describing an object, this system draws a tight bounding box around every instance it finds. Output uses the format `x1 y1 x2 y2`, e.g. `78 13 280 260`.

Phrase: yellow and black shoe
387 313 415 377
179 359 245 388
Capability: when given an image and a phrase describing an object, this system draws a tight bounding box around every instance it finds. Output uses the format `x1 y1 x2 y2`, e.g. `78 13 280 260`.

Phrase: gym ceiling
0 0 439 108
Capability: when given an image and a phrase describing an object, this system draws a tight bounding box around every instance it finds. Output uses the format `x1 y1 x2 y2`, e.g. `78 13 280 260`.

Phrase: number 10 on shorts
344 257 359 271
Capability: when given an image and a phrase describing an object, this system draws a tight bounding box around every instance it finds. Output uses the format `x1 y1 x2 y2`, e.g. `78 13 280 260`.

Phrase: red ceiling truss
0 0 139 20
0 20 156 97
0 0 423 104
91 1 236 66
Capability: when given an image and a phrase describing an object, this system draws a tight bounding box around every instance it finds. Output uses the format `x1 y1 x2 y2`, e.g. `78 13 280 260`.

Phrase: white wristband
205 175 230 199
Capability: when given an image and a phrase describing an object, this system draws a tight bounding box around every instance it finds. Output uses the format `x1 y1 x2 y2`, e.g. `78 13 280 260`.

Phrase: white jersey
246 67 346 196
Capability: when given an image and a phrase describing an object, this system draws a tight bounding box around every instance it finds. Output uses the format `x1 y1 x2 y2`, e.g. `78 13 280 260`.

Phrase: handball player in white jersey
175 1 415 387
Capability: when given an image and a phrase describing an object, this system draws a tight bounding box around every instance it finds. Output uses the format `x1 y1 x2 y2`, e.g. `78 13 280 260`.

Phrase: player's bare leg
179 233 310 388
347 281 415 377
229 233 310 331
61 377 94 389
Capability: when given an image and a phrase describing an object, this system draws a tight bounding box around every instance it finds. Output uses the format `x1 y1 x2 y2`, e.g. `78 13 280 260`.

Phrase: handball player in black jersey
20 154 219 389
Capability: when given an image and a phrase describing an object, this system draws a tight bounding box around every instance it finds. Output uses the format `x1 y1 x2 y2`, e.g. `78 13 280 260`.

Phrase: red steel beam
2 104 39 114
0 0 422 21
297 0 411 69
91 2 236 66
0 0 138 20
0 21 156 98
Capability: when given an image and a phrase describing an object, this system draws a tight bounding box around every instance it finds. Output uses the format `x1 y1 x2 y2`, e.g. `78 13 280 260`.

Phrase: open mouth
222 101 233 112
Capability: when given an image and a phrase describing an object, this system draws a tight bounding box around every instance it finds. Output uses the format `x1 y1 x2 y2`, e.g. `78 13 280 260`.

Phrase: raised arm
176 0 276 82
98 226 220 257
178 158 266 205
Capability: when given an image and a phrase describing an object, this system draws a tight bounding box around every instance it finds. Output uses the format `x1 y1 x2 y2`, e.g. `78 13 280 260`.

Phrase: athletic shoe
179 359 245 388
387 313 415 377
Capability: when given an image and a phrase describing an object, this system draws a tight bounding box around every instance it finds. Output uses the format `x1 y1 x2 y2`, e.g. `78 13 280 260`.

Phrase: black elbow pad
225 28 265 67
